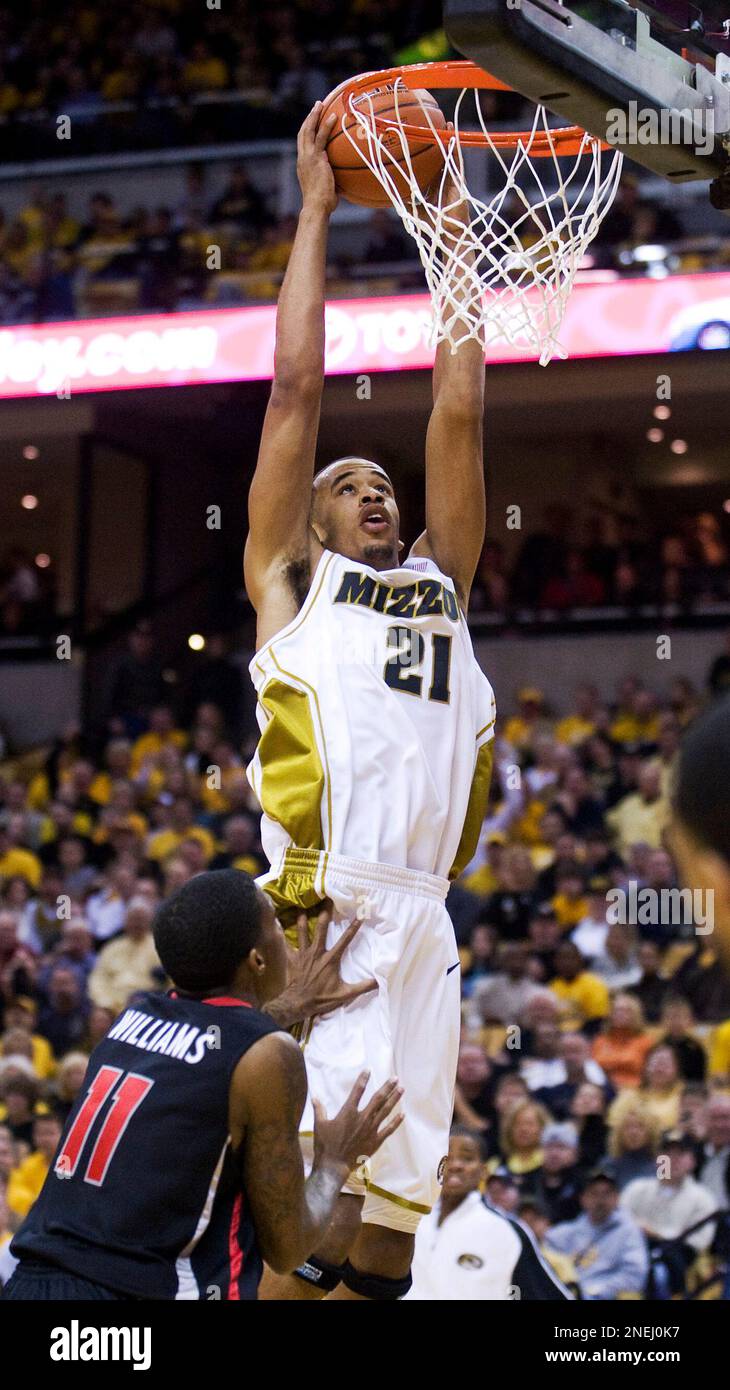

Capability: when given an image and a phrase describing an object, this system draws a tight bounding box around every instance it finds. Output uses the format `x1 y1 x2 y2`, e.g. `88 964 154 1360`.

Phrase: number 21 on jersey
384 626 452 704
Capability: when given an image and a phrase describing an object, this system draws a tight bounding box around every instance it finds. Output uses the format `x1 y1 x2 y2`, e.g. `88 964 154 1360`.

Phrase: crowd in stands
4 501 729 647
0 171 705 325
0 0 442 157
448 670 730 1297
458 506 730 620
1 623 730 1296
3 0 729 326
0 175 430 322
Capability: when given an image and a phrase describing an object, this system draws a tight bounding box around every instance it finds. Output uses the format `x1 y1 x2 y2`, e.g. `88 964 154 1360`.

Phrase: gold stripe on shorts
365 1181 431 1215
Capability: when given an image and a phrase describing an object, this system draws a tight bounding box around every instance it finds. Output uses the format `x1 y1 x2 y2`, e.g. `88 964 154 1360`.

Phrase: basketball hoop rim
334 59 610 158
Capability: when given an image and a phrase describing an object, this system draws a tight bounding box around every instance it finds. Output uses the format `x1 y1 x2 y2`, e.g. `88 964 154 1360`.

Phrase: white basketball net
343 81 623 365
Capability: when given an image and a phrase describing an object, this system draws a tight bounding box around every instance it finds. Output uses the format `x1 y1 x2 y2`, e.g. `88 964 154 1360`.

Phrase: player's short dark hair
449 1125 489 1161
675 696 730 863
152 869 265 993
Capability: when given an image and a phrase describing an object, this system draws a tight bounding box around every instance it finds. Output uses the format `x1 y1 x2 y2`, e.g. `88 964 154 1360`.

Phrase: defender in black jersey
3 870 401 1301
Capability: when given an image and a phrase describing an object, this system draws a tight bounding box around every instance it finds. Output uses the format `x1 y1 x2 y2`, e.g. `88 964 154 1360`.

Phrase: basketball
321 81 446 208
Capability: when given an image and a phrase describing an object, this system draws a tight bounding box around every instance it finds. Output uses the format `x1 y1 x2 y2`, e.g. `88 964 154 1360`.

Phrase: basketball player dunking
246 104 495 1301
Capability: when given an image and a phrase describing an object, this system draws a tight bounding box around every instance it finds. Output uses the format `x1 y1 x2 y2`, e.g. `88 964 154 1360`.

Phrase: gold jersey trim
256 679 326 853
448 740 494 881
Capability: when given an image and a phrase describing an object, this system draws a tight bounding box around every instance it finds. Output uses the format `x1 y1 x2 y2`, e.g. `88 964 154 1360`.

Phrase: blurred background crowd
2 624 730 1297
0 0 726 324
4 503 730 643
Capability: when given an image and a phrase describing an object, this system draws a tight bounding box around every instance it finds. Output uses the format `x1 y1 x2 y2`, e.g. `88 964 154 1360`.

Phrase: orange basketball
321 80 446 208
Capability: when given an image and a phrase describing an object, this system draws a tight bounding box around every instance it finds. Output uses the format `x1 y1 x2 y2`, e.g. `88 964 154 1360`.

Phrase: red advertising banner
1 271 729 399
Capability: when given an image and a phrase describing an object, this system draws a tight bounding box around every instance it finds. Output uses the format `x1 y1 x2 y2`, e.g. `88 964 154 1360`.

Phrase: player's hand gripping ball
320 79 446 207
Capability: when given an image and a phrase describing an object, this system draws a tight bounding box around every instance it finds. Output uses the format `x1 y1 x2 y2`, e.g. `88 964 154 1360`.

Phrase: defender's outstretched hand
313 1073 404 1176
264 911 377 1029
297 101 339 215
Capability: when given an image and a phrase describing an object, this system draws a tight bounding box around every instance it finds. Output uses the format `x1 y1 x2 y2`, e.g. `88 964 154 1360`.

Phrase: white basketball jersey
248 549 496 880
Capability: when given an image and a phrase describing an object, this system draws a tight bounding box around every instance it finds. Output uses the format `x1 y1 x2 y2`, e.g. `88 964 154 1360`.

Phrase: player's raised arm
232 1033 401 1274
413 176 486 610
244 103 338 619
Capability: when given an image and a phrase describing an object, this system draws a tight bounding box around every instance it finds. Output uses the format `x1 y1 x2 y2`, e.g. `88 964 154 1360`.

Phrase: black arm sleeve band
293 1256 345 1293
341 1259 412 1301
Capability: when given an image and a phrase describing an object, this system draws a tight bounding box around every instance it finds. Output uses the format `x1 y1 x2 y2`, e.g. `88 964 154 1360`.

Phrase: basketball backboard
444 0 730 201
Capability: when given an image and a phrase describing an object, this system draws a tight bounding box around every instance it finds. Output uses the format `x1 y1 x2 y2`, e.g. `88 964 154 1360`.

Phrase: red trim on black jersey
168 992 252 1008
227 1192 244 1300
202 997 253 1009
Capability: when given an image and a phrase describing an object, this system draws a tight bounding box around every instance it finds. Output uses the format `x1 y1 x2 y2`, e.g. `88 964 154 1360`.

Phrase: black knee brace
293 1255 345 1293
341 1260 412 1301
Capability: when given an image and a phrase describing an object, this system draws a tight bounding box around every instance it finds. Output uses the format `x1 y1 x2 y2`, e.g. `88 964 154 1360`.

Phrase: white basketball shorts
264 849 461 1234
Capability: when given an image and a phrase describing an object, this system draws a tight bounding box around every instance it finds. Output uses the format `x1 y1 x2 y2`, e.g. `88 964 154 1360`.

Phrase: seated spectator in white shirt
88 896 163 1015
592 924 642 993
532 1030 609 1120
621 1129 717 1254
546 1163 649 1298
406 1129 571 1301
570 876 612 961
520 1022 566 1092
85 864 139 943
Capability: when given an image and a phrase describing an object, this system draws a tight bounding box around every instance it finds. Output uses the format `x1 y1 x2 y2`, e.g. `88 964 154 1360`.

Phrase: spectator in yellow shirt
606 762 669 858
610 686 660 746
130 704 187 776
2 1002 55 1082
6 1113 63 1219
42 192 80 251
554 682 601 747
552 869 590 930
487 1099 550 1179
0 818 42 890
146 795 215 865
550 941 611 1029
182 40 229 92
502 687 552 754
0 1067 51 1147
197 738 245 814
0 1181 14 1252
709 1019 730 1082
525 806 568 874
460 831 506 896
239 219 296 301
101 52 143 101
88 737 133 805
607 1044 683 1136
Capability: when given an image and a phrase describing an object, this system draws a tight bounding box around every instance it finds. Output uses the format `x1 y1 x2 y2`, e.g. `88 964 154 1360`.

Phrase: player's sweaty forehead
312 458 393 497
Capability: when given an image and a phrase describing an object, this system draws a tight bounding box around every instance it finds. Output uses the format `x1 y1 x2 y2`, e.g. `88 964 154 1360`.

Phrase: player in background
245 104 493 1300
3 871 400 1301
406 1128 572 1300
